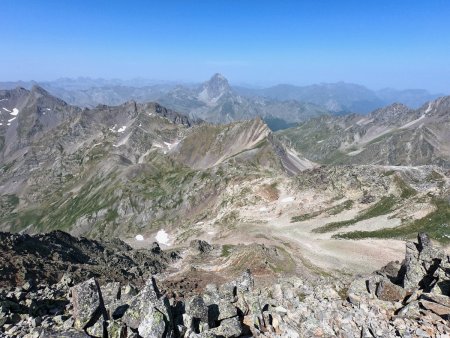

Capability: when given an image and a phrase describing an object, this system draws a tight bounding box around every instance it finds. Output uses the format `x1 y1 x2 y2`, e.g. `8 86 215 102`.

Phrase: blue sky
1 0 450 92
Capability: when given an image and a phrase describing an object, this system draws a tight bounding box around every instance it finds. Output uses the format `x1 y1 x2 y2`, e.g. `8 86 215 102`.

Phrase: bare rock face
375 278 406 302
402 232 446 291
122 276 171 330
137 309 167 338
0 231 180 289
71 278 104 330
189 239 213 255
346 232 450 336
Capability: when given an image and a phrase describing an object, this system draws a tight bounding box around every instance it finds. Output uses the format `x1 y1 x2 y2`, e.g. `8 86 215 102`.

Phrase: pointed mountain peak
209 72 228 83
31 84 51 96
198 73 231 103
29 85 69 108
206 73 230 90
370 102 411 121
421 95 450 116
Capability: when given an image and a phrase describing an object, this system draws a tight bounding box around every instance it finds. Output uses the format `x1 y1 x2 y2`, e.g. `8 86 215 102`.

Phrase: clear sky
1 0 450 92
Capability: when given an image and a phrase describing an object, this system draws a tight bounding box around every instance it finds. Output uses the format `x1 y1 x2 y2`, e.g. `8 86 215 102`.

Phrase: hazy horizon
1 74 447 94
1 1 450 92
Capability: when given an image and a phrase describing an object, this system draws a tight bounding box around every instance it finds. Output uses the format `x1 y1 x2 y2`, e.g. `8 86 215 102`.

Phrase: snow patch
109 125 117 132
117 126 127 133
153 143 163 148
281 196 295 203
196 221 204 225
317 140 324 144
46 108 51 111
135 234 144 241
155 229 170 246
2 107 11 113
0 99 7 102
10 108 19 116
259 207 268 212
8 117 16 123
207 231 214 235
0 123 2 126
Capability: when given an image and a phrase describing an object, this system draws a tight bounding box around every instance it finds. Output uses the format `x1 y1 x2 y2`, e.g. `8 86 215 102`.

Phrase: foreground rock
0 231 180 288
1 233 450 337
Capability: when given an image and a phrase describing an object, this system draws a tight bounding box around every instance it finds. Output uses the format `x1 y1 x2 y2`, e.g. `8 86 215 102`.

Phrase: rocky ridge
2 233 450 337
278 97 450 168
0 231 180 289
0 86 314 238
157 74 329 125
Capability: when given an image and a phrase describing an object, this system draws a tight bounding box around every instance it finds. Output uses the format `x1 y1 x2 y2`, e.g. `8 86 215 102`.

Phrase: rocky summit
1 232 450 337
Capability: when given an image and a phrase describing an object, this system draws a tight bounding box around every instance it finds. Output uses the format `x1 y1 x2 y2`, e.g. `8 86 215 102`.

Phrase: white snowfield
8 117 16 123
117 126 127 133
135 234 144 241
155 229 170 246
11 108 19 116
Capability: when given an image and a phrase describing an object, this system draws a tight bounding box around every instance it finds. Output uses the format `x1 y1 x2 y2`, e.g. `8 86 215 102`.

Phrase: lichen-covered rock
186 295 208 322
71 278 103 330
106 320 127 338
217 301 237 321
236 269 254 294
210 317 242 338
203 284 221 306
86 318 104 337
138 308 166 338
122 276 173 335
218 283 237 303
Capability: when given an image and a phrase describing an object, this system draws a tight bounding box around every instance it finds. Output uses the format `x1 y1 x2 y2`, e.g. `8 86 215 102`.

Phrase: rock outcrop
2 234 450 337
0 231 180 288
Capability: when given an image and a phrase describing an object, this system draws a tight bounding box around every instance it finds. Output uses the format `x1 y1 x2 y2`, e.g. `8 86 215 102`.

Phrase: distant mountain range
0 85 310 236
1 84 450 251
0 74 444 130
236 82 443 114
278 98 450 167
